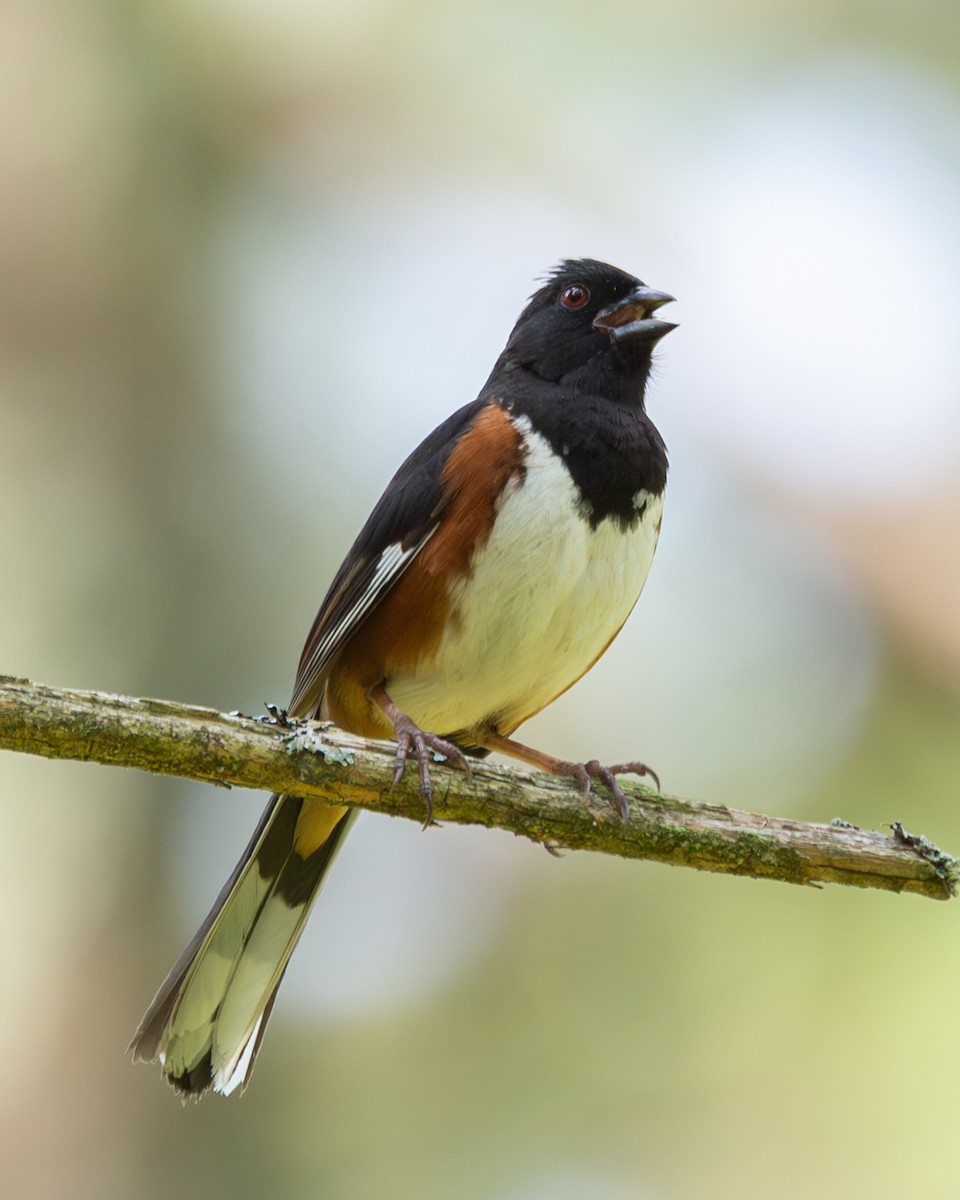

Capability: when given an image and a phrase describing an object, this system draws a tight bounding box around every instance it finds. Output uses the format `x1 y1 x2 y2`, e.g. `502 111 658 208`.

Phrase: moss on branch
0 674 955 901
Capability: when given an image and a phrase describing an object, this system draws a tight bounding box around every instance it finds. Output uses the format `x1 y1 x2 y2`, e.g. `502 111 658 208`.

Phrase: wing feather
288 398 489 716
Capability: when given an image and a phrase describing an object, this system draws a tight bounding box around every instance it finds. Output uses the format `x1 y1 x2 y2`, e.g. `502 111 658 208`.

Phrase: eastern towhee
131 258 676 1098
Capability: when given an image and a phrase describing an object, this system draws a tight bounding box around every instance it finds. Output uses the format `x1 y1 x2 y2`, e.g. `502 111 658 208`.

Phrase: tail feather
130 793 356 1098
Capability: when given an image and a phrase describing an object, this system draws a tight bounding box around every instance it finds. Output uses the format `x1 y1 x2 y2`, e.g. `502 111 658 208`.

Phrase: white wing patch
294 526 437 702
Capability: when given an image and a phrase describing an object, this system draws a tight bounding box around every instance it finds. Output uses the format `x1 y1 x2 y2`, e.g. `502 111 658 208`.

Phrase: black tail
130 794 356 1098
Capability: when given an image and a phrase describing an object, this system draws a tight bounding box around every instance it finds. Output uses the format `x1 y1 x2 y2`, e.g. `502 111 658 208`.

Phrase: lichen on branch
0 674 955 902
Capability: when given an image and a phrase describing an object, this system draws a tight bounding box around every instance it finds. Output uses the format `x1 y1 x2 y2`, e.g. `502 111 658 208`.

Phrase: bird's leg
475 731 659 824
368 684 472 829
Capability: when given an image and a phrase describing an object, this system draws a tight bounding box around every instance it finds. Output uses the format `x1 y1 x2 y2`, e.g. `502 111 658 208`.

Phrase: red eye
560 284 590 310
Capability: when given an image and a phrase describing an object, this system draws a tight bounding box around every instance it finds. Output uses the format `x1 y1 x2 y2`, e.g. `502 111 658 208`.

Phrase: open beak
592 285 677 344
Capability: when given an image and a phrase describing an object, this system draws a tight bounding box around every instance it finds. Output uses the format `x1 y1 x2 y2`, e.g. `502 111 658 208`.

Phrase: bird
130 257 676 1098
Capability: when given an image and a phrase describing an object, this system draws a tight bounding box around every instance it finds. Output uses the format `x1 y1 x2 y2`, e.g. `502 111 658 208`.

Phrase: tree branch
0 674 955 901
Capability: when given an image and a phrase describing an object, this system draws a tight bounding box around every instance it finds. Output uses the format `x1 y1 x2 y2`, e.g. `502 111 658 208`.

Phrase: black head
501 259 676 396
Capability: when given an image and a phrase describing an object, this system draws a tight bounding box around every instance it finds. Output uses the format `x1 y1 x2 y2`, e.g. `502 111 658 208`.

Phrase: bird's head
503 258 677 393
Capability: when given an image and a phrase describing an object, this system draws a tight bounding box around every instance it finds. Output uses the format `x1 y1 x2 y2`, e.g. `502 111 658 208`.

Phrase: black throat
481 360 668 531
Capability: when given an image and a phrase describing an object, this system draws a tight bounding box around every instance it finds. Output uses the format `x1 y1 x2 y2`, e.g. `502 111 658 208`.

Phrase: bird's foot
368 682 473 828
550 758 661 824
390 714 472 828
472 730 660 826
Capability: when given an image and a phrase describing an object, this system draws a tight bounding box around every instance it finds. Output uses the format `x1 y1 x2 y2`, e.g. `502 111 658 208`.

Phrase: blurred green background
2 1 960 1197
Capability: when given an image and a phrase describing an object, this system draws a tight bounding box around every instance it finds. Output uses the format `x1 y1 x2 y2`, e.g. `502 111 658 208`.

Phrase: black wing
288 397 489 716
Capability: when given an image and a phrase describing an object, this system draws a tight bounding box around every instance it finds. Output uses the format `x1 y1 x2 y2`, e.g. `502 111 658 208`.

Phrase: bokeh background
2 2 959 1197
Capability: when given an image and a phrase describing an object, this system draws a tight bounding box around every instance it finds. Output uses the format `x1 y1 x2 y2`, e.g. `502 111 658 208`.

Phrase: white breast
388 423 664 737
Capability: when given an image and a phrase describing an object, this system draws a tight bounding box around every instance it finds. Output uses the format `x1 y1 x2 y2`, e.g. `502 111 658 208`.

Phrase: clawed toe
390 714 471 829
465 729 658 826
582 762 629 823
606 760 661 794
559 758 660 824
